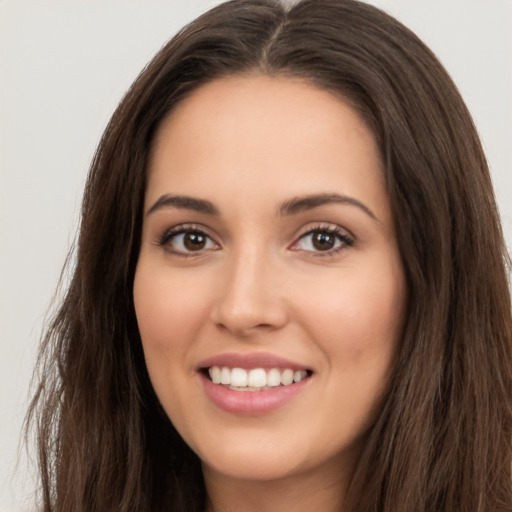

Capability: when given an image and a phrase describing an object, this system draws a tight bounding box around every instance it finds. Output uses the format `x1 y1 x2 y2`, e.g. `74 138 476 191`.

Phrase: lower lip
200 373 311 415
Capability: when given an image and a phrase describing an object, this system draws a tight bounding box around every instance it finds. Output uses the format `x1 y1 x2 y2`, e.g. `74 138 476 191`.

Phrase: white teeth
267 368 281 387
231 368 248 387
248 368 267 387
207 366 310 389
220 367 231 385
209 366 221 384
281 368 294 386
294 370 307 383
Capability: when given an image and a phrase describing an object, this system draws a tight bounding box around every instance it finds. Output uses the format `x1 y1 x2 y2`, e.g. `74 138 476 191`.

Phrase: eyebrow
146 192 378 222
146 194 220 216
279 193 378 221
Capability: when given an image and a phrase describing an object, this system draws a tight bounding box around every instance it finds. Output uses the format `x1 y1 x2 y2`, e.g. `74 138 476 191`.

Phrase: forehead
152 74 377 161
146 74 389 222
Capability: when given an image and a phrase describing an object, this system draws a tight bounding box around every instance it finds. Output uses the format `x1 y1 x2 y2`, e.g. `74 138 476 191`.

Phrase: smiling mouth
203 366 313 391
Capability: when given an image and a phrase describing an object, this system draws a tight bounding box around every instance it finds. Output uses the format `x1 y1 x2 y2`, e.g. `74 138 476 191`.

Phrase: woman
27 0 512 511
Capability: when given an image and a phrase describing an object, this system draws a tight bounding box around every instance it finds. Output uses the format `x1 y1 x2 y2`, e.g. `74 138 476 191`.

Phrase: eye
292 226 353 254
159 225 219 255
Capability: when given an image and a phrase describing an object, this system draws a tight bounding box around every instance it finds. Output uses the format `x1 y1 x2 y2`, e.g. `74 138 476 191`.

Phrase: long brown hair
27 1 512 510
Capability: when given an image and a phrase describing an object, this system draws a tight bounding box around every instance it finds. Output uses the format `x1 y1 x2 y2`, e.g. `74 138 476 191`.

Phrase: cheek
133 264 212 354
296 257 406 370
132 262 213 423
297 261 405 438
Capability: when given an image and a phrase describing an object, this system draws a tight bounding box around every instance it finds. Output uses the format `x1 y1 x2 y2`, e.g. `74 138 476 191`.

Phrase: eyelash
157 224 218 257
157 223 354 258
292 224 354 257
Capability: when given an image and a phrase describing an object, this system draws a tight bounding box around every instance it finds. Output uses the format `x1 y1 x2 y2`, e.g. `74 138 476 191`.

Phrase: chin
201 450 306 482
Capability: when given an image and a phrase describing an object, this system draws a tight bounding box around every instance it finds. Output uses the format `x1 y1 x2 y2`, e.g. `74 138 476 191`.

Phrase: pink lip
196 352 313 415
197 352 310 371
200 373 311 415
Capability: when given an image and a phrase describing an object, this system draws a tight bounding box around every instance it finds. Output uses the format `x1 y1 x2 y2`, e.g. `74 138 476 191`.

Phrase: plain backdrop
1 1 511 510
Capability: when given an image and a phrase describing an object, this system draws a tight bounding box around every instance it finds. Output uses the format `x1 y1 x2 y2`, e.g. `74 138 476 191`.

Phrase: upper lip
197 352 312 372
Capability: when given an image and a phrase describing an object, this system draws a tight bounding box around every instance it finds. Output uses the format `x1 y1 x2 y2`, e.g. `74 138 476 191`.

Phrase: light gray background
1 1 511 510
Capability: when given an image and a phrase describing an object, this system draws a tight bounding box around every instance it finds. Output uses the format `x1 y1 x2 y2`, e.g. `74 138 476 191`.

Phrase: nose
210 247 289 337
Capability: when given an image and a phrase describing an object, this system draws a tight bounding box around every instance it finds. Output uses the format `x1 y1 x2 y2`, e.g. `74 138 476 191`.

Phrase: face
134 75 407 485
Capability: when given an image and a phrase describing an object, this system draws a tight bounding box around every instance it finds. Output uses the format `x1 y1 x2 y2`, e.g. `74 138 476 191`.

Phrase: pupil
184 232 206 251
313 231 334 251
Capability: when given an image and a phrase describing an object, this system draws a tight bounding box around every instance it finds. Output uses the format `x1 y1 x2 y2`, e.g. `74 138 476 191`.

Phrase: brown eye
292 226 352 255
183 232 207 251
160 227 218 255
311 231 336 251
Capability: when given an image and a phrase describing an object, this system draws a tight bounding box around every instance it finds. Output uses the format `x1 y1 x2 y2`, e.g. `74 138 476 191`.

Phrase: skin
133 75 407 512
